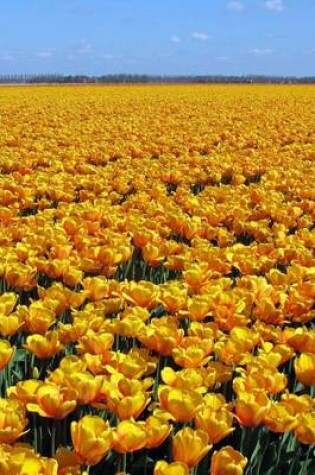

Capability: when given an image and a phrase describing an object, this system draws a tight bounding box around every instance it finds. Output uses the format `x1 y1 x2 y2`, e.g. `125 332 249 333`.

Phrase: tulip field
0 84 315 474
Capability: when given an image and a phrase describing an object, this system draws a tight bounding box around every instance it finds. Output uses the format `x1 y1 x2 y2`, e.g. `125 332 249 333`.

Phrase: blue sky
0 0 314 76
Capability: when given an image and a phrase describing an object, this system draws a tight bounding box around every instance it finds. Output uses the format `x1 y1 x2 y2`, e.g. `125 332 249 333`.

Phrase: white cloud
0 52 15 61
249 48 274 55
227 1 245 11
216 56 245 64
191 32 210 41
75 40 92 54
303 49 315 56
170 35 181 43
101 54 115 60
265 0 284 12
36 51 53 58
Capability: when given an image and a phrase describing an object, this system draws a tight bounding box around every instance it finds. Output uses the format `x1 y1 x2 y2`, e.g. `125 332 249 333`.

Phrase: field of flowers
0 84 314 474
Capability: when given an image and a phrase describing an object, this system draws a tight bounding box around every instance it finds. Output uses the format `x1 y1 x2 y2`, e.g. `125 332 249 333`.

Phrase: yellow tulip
71 415 114 465
113 420 147 453
172 427 211 468
195 406 234 444
27 383 77 419
154 460 189 475
0 339 15 371
158 386 203 422
294 353 315 386
294 413 315 445
0 398 28 443
235 390 271 427
210 446 248 475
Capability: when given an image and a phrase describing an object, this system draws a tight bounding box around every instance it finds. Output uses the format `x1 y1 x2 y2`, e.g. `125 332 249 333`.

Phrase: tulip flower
235 390 271 427
210 446 248 475
0 291 18 315
294 353 315 386
154 460 189 475
0 339 15 371
195 406 234 444
24 331 64 359
294 413 315 445
27 383 77 419
158 386 203 422
264 402 298 433
113 420 147 453
54 447 81 475
172 427 211 468
71 416 114 465
144 415 171 449
0 398 28 443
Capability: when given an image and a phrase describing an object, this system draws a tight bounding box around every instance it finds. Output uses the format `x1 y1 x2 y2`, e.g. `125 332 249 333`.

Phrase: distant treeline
0 74 315 84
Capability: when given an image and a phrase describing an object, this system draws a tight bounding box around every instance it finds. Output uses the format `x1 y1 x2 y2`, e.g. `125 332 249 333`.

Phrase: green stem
118 452 127 472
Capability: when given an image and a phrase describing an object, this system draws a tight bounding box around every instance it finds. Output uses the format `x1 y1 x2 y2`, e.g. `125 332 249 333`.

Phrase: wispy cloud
249 48 274 55
0 52 15 61
75 40 92 54
227 1 245 11
303 49 315 56
36 51 53 58
170 35 181 43
101 54 115 60
191 32 210 41
217 56 245 64
265 0 284 12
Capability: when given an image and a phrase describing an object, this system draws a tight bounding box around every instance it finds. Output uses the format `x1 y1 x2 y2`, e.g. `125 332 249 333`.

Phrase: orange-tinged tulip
207 362 233 386
0 339 15 371
20 457 59 475
107 391 150 420
0 313 22 336
294 413 315 445
63 372 103 405
203 393 231 411
58 321 89 345
264 402 298 433
172 427 211 468
23 299 58 334
27 383 77 419
0 398 28 443
195 406 234 444
158 386 203 422
286 330 315 354
54 447 81 475
0 292 18 315
281 392 315 414
183 262 213 292
210 446 248 475
154 460 189 475
5 262 37 290
294 353 315 386
172 346 212 368
233 367 287 395
235 391 271 427
183 295 212 322
121 281 159 309
7 379 43 404
161 366 208 393
106 350 156 379
139 324 184 357
113 420 147 453
76 330 114 356
113 316 146 338
145 415 171 449
24 331 64 359
71 415 114 465
159 283 188 314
